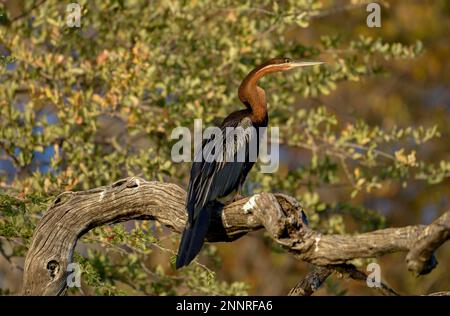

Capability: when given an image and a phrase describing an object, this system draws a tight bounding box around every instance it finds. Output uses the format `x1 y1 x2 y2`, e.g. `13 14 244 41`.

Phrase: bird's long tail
175 203 213 269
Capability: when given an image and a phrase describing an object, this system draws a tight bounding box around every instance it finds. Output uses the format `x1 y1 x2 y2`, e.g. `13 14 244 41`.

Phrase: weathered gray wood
288 266 332 296
288 264 399 296
333 264 399 296
406 211 450 275
21 176 450 295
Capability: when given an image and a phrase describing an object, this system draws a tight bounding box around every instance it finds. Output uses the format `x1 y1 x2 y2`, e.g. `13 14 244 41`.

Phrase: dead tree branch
333 264 399 296
406 211 450 275
288 266 332 296
288 264 399 296
21 177 450 295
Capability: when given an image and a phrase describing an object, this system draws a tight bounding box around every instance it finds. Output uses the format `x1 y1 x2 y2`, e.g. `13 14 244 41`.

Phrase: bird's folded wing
187 117 256 221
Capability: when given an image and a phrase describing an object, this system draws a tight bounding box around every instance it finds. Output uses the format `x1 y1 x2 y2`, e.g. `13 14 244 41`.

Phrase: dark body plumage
176 58 321 268
176 110 267 268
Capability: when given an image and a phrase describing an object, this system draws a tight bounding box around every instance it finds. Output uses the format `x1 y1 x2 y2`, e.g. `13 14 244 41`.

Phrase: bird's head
238 57 324 107
259 57 323 73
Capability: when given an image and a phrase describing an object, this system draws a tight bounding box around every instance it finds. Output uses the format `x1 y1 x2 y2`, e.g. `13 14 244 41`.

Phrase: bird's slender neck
238 64 275 125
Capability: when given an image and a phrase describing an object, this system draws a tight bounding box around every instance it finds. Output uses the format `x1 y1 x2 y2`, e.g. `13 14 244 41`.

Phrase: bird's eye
284 58 291 63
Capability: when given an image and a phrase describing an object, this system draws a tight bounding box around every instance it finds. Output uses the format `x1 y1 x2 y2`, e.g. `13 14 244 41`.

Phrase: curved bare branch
21 177 449 295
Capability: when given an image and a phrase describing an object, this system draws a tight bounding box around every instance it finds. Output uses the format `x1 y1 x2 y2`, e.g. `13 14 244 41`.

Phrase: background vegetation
0 0 449 295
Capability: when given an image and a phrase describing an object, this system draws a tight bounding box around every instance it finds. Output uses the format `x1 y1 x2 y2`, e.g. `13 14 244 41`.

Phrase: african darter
176 58 322 268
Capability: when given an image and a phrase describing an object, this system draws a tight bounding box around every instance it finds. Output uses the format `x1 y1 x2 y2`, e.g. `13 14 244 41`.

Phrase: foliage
0 0 449 295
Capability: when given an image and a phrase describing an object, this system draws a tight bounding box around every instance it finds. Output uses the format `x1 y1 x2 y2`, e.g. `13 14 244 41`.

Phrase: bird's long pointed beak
290 61 324 69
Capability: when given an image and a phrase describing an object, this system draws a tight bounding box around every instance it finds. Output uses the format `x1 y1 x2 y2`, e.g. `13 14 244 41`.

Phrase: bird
176 58 323 269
